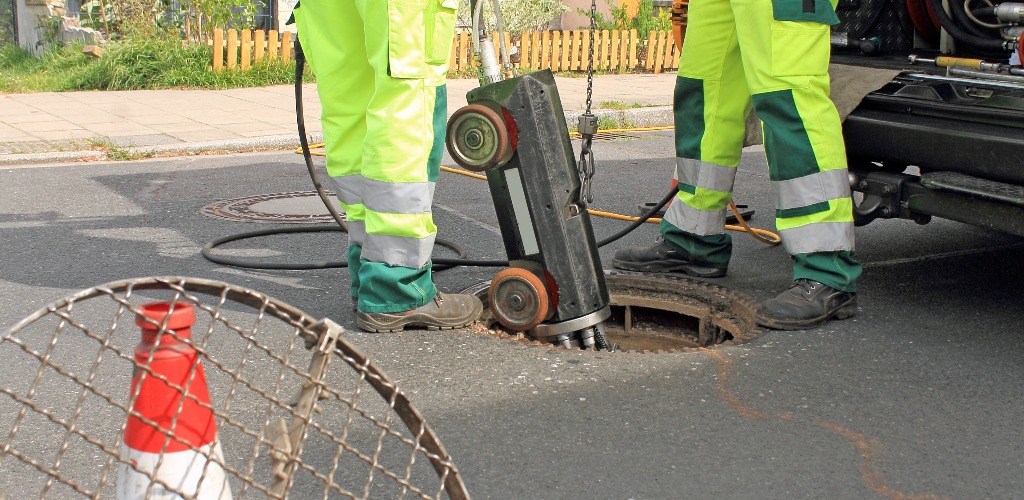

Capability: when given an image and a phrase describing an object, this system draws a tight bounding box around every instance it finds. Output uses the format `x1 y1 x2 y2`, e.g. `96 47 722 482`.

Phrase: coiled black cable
926 0 1007 49
201 39 676 271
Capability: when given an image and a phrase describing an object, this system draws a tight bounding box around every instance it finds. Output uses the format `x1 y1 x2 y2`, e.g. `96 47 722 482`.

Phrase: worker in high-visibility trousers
294 0 482 332
613 0 863 330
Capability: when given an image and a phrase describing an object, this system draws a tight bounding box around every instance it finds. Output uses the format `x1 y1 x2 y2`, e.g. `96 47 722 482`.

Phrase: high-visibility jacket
295 0 457 312
662 0 862 291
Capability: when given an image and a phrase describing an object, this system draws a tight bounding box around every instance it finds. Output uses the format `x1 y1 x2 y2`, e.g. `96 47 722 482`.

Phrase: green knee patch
771 0 840 24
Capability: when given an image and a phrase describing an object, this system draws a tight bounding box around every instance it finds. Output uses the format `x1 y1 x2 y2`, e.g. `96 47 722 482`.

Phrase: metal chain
585 0 596 114
576 0 599 205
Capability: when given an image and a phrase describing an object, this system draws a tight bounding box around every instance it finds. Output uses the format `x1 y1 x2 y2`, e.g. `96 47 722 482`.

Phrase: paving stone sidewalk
0 73 676 165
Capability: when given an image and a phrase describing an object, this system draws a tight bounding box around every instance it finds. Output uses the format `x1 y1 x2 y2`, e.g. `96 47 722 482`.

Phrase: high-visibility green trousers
663 0 862 291
295 0 457 312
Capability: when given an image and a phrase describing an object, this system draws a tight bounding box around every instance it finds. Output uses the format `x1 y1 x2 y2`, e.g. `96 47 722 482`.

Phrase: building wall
278 0 295 33
557 0 613 30
16 0 49 53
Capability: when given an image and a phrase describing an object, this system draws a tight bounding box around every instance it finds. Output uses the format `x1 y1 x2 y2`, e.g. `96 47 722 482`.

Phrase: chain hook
573 0 600 206
577 112 598 205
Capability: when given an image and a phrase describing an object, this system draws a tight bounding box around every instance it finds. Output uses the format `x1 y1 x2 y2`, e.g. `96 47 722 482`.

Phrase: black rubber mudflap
921 171 1024 207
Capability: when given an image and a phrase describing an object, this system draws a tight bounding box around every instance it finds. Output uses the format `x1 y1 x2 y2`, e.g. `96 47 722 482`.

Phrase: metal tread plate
921 171 1024 206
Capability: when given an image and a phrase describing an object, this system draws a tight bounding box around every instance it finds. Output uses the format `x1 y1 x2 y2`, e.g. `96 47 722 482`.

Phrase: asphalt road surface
2 131 1023 499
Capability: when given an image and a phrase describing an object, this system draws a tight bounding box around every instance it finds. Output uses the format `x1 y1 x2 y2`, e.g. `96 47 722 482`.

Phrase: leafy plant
459 0 568 35
78 1 116 38
74 0 166 41
0 0 14 46
88 138 153 161
34 13 64 49
162 0 258 43
582 0 671 33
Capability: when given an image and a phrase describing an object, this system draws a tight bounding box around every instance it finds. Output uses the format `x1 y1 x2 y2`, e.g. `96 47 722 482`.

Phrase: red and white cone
116 302 232 499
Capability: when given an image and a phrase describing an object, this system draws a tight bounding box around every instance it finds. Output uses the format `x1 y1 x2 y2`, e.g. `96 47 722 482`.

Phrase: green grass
599 100 650 110
86 138 152 161
1 37 312 93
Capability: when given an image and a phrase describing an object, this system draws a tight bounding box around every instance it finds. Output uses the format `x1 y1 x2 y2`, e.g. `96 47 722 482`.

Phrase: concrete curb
0 133 327 166
581 106 673 129
0 150 106 166
0 106 674 166
133 132 327 157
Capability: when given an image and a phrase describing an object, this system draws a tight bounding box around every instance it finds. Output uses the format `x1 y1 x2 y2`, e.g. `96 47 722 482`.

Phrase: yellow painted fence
450 29 680 74
212 28 680 74
211 28 294 71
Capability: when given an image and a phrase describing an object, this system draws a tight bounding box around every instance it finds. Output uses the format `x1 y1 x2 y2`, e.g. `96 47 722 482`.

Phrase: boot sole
357 306 483 333
611 258 726 278
755 299 858 331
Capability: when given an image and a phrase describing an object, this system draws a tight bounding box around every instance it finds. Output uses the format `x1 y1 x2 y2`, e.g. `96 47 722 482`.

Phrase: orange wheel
488 267 549 331
445 103 515 172
542 269 559 321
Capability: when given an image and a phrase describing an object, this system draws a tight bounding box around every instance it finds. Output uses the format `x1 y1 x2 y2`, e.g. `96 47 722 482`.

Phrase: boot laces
793 279 818 296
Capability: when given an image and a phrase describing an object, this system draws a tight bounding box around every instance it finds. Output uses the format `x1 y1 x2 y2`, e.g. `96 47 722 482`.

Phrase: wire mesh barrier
0 277 468 499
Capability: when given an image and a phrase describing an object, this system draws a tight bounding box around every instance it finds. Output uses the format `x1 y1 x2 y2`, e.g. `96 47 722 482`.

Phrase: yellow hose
298 140 781 246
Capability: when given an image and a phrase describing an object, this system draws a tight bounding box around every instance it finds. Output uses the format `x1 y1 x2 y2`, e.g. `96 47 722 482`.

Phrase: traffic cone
116 301 232 499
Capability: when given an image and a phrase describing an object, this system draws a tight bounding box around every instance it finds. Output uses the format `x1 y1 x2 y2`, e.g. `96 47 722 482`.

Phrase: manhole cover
463 271 766 353
200 191 340 223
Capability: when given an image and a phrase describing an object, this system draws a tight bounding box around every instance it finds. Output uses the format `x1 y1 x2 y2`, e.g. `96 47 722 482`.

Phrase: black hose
202 41 508 271
971 6 996 18
202 39 677 273
946 0 1000 40
294 41 348 231
926 0 1007 49
597 185 679 247
200 225 477 270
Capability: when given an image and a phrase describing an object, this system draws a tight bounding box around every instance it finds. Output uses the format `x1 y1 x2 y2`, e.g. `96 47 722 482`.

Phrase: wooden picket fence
211 28 295 71
450 29 679 74
211 28 680 74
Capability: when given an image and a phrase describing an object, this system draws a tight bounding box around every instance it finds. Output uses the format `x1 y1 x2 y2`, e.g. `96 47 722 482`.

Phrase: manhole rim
199 190 340 224
462 270 768 354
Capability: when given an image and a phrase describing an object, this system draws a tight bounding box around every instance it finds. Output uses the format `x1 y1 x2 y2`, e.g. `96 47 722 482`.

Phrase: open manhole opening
465 272 767 353
604 304 725 351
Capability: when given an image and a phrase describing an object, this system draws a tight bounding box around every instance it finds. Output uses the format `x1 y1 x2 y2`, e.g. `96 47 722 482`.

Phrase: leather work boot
755 279 858 330
612 240 726 277
356 292 483 333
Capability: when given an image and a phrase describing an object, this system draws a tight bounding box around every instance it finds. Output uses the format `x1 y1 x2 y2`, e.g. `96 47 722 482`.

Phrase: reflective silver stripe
332 175 436 214
362 233 435 269
663 196 726 236
675 158 737 193
362 178 436 214
779 221 856 254
772 169 852 211
505 168 539 255
346 220 366 247
331 174 363 205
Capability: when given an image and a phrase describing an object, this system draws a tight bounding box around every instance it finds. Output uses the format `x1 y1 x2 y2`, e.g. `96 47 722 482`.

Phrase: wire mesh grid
0 277 469 499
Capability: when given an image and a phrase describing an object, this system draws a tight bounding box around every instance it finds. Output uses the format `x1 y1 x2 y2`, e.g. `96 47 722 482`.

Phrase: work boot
612 240 726 277
755 279 858 330
356 292 483 333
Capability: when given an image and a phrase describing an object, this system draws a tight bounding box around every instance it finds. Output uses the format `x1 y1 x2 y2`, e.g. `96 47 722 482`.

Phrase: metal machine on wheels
447 70 612 350
445 0 611 350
